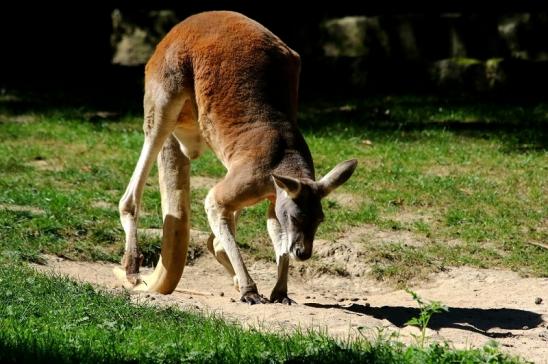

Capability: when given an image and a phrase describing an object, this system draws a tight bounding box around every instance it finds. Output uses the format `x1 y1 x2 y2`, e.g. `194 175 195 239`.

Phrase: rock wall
111 10 548 95
318 13 548 94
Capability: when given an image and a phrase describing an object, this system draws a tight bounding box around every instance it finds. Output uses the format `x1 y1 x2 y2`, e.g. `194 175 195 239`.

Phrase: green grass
0 264 522 363
0 93 546 283
298 96 547 281
0 92 541 362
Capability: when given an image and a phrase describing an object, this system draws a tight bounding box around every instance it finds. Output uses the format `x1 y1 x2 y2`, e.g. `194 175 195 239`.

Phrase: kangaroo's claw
240 292 270 305
270 292 296 305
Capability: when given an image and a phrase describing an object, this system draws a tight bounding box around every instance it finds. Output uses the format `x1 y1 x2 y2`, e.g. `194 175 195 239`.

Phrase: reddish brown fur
146 11 312 210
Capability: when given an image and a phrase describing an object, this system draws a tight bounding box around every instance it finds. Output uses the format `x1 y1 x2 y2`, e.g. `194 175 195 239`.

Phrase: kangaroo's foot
122 251 144 285
240 291 269 305
270 291 296 305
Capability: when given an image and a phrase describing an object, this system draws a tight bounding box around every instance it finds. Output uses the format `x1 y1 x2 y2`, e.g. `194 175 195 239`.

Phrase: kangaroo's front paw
240 292 270 305
270 292 296 305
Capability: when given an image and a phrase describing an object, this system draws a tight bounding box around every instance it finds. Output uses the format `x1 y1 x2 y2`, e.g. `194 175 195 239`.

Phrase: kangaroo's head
272 159 357 261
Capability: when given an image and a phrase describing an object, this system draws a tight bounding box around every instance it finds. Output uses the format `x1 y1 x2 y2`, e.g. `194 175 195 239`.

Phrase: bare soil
32 235 547 363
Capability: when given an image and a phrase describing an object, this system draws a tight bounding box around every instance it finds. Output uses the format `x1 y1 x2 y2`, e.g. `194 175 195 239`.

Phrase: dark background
1 1 547 109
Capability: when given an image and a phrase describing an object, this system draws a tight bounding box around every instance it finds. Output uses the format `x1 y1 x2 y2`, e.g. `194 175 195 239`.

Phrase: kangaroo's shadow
304 303 544 338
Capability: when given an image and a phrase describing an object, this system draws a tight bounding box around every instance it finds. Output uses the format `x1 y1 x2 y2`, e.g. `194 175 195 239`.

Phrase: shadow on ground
305 302 544 338
299 96 548 153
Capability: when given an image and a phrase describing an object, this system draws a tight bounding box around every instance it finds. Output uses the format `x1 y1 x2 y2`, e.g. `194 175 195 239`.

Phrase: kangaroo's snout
291 237 313 261
293 247 312 261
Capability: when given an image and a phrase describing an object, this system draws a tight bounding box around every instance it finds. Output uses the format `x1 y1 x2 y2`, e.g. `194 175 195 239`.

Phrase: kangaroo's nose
295 248 311 261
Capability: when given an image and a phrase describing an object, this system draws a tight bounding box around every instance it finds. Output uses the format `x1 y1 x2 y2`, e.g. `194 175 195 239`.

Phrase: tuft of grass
405 289 449 347
0 264 523 363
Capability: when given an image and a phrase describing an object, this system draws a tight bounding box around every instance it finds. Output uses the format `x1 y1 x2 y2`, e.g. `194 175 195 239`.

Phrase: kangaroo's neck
203 107 315 181
275 152 315 180
272 128 315 181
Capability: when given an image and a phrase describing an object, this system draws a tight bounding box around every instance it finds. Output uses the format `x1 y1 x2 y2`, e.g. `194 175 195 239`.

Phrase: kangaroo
115 10 357 304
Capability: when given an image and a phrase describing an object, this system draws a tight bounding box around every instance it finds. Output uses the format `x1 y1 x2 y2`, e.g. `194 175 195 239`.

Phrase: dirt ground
32 236 547 363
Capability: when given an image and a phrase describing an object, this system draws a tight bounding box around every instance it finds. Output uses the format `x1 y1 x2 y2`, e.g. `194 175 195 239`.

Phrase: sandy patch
32 250 547 363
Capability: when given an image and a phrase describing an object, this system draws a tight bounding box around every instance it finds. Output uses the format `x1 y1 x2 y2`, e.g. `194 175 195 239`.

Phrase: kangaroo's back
147 11 300 120
145 11 304 170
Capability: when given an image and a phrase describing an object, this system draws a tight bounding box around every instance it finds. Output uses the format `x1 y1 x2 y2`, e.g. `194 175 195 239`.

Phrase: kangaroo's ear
317 159 358 198
272 174 302 198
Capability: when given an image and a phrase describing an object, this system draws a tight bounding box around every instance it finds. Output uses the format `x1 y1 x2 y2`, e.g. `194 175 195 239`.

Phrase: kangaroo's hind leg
117 87 183 286
134 134 191 293
134 100 199 293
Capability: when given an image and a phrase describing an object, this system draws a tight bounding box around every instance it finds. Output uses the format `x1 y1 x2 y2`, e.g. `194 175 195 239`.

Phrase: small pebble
535 297 543 304
365 303 370 308
312 296 316 299
337 297 345 302
229 298 236 303
305 296 310 299
350 297 359 302
149 296 155 301
188 296 193 299
219 292 225 297
363 297 368 301
522 326 529 330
